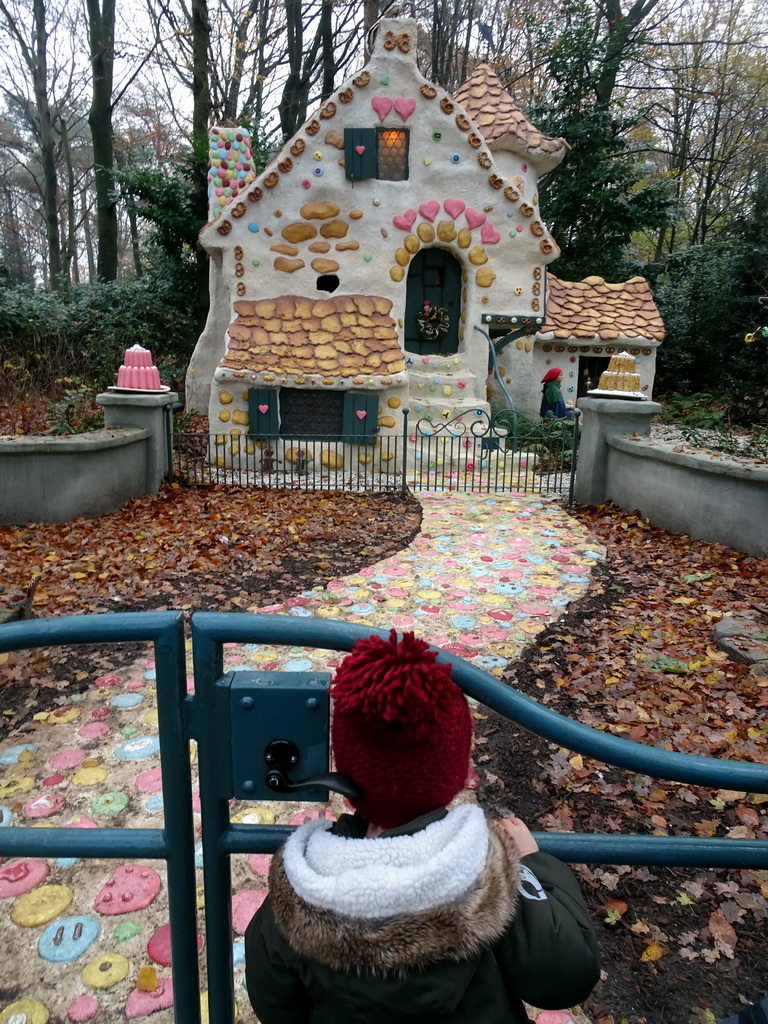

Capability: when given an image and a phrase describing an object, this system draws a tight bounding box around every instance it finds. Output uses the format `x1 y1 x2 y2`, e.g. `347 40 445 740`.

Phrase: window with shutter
247 388 278 439
344 128 409 181
344 128 377 181
342 392 379 445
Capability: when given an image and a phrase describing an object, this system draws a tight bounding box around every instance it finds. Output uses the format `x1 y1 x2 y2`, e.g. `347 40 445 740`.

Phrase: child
245 630 600 1023
540 368 574 420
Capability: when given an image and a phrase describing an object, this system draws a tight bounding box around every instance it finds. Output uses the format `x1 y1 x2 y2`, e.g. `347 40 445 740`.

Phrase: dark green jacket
245 807 599 1024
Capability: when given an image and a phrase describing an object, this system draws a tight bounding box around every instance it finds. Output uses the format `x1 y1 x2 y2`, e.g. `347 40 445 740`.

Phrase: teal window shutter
247 388 278 438
344 128 377 181
342 391 378 445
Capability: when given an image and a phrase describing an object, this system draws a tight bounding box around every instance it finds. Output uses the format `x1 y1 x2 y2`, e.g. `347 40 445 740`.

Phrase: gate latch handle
264 739 363 800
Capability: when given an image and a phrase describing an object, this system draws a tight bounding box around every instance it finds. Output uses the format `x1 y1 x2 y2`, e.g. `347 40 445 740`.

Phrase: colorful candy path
0 492 604 1024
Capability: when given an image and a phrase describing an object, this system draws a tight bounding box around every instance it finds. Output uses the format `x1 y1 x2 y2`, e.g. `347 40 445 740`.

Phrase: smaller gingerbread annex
538 275 665 345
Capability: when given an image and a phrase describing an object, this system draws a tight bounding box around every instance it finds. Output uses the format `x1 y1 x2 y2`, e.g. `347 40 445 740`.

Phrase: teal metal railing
2 611 767 1024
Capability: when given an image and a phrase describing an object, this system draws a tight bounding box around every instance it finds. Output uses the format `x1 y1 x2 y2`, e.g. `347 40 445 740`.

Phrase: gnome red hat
541 367 562 383
331 630 473 829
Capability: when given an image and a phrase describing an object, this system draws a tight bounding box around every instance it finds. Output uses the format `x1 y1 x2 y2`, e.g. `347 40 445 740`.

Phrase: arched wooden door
403 248 461 356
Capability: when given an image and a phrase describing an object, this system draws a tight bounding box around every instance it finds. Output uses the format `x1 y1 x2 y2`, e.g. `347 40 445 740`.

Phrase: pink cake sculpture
117 345 162 390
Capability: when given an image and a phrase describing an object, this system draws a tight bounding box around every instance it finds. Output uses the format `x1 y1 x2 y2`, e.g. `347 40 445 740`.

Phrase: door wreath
416 300 450 342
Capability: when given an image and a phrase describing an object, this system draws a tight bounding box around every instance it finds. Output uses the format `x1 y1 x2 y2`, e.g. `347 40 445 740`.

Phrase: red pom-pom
332 630 456 728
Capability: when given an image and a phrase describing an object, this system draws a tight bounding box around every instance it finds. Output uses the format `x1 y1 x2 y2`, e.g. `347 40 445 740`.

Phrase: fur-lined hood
268 804 521 974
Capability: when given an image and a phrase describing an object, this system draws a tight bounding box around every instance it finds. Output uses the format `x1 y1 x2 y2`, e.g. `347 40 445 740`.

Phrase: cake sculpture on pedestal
587 350 646 400
112 345 166 391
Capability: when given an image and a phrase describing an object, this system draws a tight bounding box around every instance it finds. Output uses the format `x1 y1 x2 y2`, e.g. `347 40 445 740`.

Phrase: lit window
377 130 409 180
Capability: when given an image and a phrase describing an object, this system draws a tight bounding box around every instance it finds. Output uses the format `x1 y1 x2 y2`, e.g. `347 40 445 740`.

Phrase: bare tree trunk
86 0 118 280
320 0 334 101
58 114 79 284
32 0 63 289
191 0 211 328
81 188 96 282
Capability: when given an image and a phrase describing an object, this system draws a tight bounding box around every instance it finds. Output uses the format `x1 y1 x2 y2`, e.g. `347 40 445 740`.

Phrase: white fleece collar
281 803 489 920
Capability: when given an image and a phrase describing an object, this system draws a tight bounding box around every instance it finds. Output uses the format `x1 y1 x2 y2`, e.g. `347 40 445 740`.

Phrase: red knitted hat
331 630 473 829
541 367 563 383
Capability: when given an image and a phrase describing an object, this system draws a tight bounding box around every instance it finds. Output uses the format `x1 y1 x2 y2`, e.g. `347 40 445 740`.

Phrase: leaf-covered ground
0 485 422 689
476 503 768 1024
1 489 766 1023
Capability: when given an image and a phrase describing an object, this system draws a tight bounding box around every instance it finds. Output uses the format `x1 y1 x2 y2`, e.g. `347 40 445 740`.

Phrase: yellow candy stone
0 1000 49 1024
231 807 276 825
12 885 73 926
0 777 34 796
72 767 108 786
81 953 130 988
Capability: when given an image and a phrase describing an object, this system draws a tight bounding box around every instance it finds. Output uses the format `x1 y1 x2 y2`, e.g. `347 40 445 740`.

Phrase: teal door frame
2 611 767 1024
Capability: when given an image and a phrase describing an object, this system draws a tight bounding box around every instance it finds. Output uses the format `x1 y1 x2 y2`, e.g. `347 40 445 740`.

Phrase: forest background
0 0 767 429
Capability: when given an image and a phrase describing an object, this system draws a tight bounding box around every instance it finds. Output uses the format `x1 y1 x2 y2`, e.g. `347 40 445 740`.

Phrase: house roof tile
541 275 665 341
219 294 406 377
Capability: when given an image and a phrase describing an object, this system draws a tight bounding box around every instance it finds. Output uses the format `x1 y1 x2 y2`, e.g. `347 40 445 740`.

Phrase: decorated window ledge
247 387 378 445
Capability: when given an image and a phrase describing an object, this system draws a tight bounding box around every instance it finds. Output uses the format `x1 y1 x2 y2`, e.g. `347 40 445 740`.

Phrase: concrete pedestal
574 396 661 505
96 391 180 494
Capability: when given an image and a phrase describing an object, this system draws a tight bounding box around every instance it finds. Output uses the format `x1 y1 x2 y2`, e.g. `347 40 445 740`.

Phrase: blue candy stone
114 736 160 760
38 915 101 963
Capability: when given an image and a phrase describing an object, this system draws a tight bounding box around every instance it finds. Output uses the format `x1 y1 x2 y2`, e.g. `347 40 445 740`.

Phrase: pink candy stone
94 864 162 915
231 890 267 934
147 922 204 965
49 749 85 770
0 858 49 897
135 768 163 793
68 995 100 1022
125 977 174 1018
78 722 110 739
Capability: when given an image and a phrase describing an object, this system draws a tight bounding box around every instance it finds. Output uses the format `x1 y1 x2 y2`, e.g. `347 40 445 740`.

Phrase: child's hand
495 816 539 857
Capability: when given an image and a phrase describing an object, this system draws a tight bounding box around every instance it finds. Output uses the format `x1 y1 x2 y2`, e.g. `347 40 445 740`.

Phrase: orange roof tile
541 275 665 342
219 294 406 377
453 65 568 171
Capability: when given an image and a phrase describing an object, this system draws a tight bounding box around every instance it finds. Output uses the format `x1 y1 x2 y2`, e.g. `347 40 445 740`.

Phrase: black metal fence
171 408 580 500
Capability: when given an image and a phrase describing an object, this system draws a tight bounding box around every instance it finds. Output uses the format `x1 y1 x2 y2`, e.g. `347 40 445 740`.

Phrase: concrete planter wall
1 391 180 526
575 397 768 557
0 428 149 525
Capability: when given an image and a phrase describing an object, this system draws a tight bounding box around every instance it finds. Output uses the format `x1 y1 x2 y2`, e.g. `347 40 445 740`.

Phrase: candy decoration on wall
208 127 257 218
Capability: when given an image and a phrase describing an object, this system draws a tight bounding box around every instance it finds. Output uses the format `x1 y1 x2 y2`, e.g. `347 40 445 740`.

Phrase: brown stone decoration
519 204 534 218
235 264 245 277
530 221 544 237
397 32 410 52
455 114 470 131
384 31 396 50
320 102 337 119
531 299 540 311
420 84 437 99
325 131 345 149
533 267 542 280
504 186 520 202
308 241 331 253
237 282 246 296
283 222 318 243
336 240 359 251
301 200 340 219
353 70 371 88
290 139 306 156
278 158 293 174
488 174 504 190
311 258 340 274
477 152 492 169
273 257 305 273
539 239 553 254
217 220 232 235
532 283 541 296
271 244 300 256
234 246 243 261
440 97 455 114
230 201 246 219
263 172 279 188
467 132 482 149
338 88 354 104
221 294 405 377
540 274 665 342
306 120 320 136
320 220 349 238
248 188 263 202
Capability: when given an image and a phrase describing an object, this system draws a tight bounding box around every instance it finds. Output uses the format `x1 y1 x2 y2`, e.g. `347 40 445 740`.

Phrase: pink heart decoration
392 209 417 231
394 97 416 121
355 145 366 155
258 404 269 414
481 222 501 244
419 200 440 222
465 208 486 229
443 199 466 220
371 96 394 121
355 410 367 420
